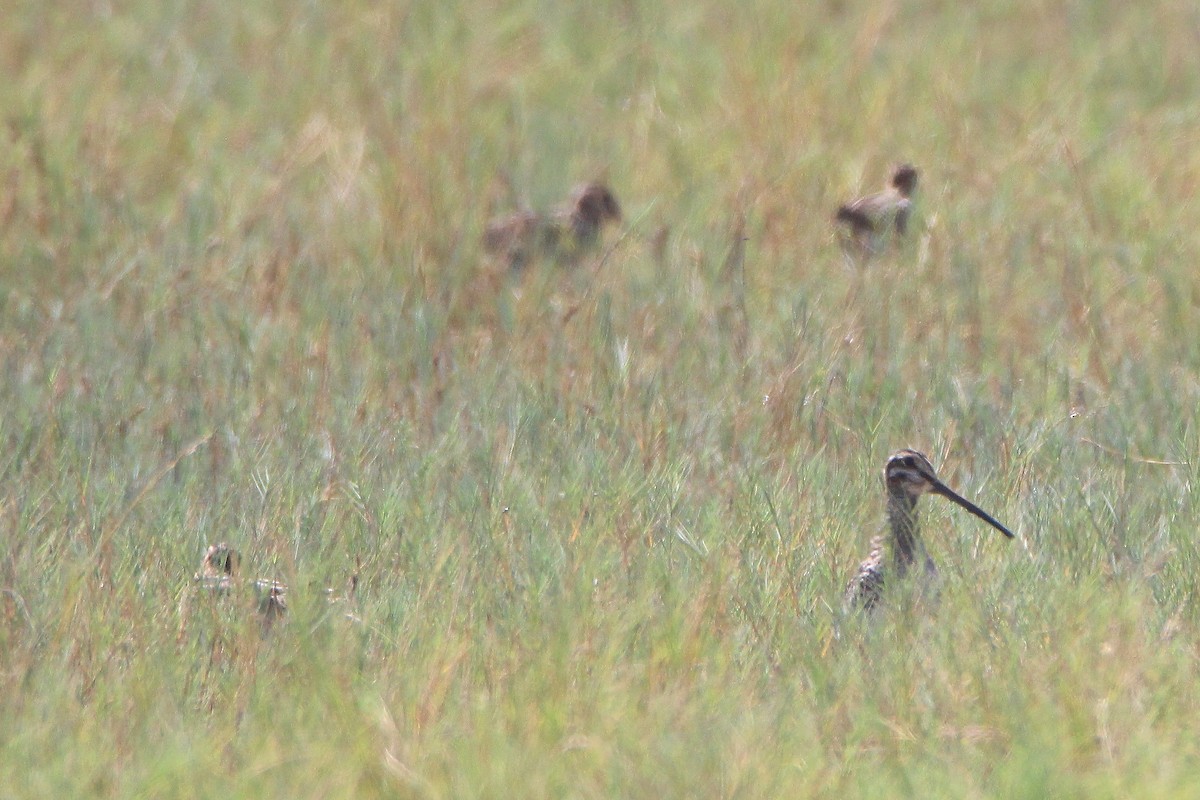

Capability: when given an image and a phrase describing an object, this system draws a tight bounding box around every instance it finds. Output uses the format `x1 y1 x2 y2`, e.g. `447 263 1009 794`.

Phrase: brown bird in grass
196 542 288 624
835 164 918 253
483 181 622 271
195 543 360 628
843 449 1014 613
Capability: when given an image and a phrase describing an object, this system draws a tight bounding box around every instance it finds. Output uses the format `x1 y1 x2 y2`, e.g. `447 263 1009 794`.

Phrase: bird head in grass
569 182 622 229
890 164 918 197
884 449 1013 538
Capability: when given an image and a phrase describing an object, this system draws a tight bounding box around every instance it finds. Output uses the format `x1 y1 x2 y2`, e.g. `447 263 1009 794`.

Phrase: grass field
4 1 1200 796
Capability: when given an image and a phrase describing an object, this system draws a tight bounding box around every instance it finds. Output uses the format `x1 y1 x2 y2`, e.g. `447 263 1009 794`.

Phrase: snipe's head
884 449 940 497
571 182 622 226
198 542 240 580
891 164 918 197
884 449 1014 539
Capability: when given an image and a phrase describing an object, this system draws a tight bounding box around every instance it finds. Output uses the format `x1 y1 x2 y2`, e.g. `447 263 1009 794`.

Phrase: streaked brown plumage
835 164 918 252
196 542 287 622
483 181 622 271
195 543 360 628
195 542 238 590
844 449 1014 613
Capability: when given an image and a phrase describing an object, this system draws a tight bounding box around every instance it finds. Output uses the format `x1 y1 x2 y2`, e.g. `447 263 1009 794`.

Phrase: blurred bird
835 164 918 253
195 541 239 592
844 449 1014 613
196 542 287 623
195 543 360 628
483 181 622 271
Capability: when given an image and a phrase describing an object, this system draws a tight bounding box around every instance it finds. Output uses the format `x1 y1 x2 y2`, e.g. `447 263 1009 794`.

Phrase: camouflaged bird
835 164 918 254
844 449 1014 613
483 182 622 271
196 542 288 624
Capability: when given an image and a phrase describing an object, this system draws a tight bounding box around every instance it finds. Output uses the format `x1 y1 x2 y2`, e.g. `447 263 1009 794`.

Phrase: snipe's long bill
928 479 1014 539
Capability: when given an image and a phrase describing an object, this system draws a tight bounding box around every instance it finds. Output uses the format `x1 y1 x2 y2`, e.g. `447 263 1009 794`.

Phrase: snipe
483 181 622 271
196 542 288 624
844 449 1013 613
835 164 918 254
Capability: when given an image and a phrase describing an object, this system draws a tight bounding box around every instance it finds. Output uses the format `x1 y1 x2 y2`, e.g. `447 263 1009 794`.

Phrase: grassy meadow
5 0 1200 796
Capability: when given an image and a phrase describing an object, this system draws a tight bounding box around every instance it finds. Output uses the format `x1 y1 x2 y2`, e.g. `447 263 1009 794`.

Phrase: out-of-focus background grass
3 1 1200 796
